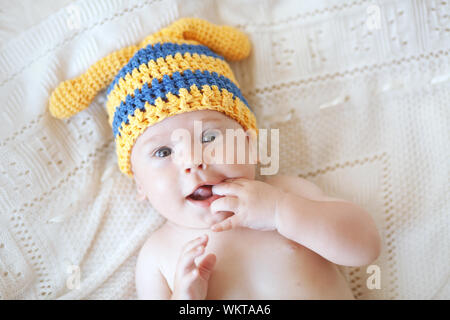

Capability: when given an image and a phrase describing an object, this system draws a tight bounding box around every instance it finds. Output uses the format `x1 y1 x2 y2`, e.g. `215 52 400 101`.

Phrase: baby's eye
153 146 172 158
202 130 220 143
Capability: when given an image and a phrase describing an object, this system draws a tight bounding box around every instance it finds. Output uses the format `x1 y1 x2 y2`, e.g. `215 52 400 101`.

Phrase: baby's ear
136 192 146 202
135 181 147 202
136 189 147 202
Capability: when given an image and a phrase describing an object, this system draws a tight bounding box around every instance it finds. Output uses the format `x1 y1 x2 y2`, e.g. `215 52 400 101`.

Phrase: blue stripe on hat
107 43 225 95
112 69 252 138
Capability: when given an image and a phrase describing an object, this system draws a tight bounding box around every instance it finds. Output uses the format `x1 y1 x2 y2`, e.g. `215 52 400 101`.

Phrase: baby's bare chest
159 228 352 299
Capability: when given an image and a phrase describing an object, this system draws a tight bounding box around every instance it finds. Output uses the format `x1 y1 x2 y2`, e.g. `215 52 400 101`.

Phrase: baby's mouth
186 185 221 208
187 185 213 201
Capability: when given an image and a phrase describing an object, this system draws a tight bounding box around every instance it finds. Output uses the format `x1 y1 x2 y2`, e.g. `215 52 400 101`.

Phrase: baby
48 17 380 300
132 109 380 300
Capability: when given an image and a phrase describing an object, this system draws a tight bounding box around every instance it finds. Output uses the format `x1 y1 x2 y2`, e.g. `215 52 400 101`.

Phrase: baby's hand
210 178 285 232
171 235 216 300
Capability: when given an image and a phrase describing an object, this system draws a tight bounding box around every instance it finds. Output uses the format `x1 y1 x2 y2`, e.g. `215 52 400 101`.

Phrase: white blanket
0 0 448 299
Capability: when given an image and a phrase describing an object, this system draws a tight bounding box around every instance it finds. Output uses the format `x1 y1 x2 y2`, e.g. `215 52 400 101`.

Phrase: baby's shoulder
142 224 169 252
137 224 169 267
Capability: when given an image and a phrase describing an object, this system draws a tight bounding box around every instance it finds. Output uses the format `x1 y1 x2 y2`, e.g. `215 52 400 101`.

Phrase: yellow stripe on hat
139 18 251 61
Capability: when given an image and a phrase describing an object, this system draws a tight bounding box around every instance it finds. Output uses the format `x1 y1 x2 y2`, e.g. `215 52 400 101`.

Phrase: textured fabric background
0 0 448 299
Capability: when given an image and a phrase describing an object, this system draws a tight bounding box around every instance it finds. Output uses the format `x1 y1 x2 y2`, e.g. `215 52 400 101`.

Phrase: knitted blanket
0 0 448 299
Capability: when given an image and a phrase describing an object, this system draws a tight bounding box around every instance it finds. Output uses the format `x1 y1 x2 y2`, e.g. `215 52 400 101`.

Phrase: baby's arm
270 175 381 267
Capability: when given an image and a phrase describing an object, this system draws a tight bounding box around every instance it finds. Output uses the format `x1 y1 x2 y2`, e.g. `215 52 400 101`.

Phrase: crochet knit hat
48 17 258 178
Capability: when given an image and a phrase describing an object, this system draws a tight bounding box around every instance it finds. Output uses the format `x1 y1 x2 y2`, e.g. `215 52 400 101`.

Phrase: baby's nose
184 162 207 174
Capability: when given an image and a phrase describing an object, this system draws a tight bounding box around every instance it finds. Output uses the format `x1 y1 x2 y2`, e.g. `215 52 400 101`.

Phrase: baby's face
130 110 256 229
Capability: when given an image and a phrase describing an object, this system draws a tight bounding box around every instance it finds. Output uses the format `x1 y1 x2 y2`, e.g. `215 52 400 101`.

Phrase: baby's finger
186 268 201 284
210 196 239 213
211 215 240 232
212 182 242 196
177 236 208 268
224 178 246 186
178 243 206 274
197 253 216 281
181 235 208 254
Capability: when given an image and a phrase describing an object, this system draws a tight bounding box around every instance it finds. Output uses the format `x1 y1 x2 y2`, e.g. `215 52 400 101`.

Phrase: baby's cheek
145 185 178 211
225 163 255 180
